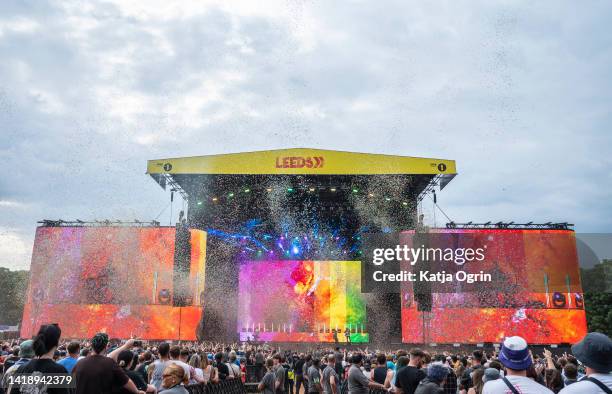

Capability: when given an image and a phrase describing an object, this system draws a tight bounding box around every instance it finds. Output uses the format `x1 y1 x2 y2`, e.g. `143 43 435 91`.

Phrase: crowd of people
0 326 610 394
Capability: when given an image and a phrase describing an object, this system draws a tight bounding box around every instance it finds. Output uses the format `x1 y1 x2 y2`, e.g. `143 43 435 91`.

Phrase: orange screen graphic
21 227 205 340
400 229 587 344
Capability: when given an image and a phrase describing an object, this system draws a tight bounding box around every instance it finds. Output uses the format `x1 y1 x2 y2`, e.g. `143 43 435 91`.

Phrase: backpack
286 366 294 381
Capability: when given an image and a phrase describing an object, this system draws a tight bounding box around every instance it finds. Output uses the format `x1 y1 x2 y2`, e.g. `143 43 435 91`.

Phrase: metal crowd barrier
245 365 266 383
185 379 247 394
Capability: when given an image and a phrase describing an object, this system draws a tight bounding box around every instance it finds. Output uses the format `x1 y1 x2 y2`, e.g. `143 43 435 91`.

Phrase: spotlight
244 189 250 193
385 197 391 201
352 188 359 193
197 201 203 205
368 193 374 197
228 193 234 197
402 202 408 206
330 188 336 192
266 188 272 192
287 188 294 192
309 187 315 192
212 197 218 202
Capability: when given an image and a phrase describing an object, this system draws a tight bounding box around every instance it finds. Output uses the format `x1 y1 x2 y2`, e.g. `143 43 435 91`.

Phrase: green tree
584 292 612 336
581 260 612 337
0 268 30 326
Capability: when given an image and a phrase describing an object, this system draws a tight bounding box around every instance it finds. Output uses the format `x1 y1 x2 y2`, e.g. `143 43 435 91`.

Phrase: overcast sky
1 1 611 270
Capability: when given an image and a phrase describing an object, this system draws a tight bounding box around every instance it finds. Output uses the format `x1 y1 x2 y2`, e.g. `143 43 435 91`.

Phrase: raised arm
543 348 556 370
108 339 135 361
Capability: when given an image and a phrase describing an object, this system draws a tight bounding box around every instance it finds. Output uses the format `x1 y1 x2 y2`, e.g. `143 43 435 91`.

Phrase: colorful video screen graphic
238 261 368 342
400 229 587 344
21 226 206 340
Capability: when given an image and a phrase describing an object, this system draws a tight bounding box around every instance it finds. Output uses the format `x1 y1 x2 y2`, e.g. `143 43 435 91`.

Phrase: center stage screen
21 226 206 340
400 229 588 344
238 261 368 343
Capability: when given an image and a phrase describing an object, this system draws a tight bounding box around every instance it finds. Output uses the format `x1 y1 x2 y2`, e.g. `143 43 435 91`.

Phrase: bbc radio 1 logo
155 162 173 172
431 162 447 172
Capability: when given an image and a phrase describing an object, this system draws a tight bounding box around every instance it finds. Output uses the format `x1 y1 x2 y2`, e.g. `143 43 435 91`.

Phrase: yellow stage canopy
147 148 456 177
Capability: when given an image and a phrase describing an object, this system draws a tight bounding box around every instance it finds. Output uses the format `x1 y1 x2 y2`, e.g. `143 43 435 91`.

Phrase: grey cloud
1 0 611 270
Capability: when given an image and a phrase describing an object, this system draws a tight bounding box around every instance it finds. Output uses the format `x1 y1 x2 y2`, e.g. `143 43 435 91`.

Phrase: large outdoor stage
21 149 587 344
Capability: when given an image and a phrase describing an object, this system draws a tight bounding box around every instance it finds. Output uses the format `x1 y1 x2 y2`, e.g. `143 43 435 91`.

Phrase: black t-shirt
333 353 343 379
135 362 150 384
282 363 292 383
294 359 305 376
113 369 147 393
460 365 482 389
373 367 387 385
72 354 129 394
10 358 70 394
216 361 230 380
394 365 426 394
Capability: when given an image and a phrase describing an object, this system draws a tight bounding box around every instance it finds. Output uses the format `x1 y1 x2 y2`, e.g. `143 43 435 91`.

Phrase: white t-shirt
559 373 612 394
483 375 554 394
170 360 192 381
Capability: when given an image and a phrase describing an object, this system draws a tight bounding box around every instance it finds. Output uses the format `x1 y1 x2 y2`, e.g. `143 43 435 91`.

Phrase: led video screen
400 229 588 344
238 261 368 342
21 226 207 340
